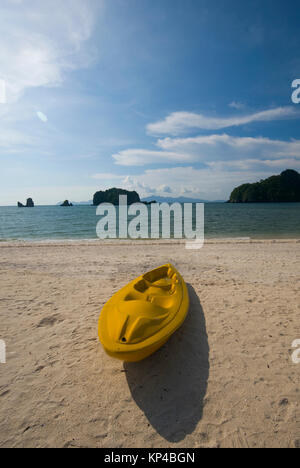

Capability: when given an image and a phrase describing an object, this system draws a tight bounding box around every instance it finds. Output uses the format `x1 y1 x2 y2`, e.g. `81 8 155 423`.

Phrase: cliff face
229 170 300 203
26 198 34 207
93 188 140 206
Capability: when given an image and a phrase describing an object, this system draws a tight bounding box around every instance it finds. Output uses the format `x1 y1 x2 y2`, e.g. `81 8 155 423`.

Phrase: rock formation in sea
60 200 73 207
17 198 35 207
26 198 34 207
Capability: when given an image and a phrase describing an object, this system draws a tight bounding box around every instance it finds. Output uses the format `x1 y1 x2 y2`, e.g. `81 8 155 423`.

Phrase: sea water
0 203 299 241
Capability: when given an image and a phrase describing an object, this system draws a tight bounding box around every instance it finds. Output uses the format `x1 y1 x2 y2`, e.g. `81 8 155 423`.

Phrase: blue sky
0 0 300 204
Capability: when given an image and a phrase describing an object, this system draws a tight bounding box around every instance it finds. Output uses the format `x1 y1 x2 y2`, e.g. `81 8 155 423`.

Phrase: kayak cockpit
98 264 189 361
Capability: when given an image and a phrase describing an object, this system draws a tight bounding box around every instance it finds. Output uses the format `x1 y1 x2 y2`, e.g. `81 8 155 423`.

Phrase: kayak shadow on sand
124 284 210 443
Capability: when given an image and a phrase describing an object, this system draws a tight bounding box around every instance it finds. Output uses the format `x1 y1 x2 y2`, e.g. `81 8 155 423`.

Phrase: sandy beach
0 239 299 448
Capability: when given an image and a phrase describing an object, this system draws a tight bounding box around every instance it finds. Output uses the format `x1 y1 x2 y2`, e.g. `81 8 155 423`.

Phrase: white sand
0 239 299 448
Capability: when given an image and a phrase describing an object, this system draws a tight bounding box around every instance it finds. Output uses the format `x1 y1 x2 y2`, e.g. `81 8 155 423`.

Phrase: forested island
93 188 141 206
228 170 300 203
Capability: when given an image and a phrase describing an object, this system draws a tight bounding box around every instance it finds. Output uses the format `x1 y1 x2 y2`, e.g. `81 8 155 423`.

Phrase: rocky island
228 170 300 203
18 198 35 208
60 200 73 207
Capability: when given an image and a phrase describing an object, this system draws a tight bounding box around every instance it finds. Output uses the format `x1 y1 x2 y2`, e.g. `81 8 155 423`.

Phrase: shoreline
0 237 299 247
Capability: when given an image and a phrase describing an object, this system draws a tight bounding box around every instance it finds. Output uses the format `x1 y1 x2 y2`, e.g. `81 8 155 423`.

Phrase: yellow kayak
98 264 189 362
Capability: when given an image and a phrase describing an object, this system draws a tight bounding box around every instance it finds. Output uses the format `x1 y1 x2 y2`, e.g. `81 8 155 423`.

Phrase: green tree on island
229 170 300 203
93 188 141 206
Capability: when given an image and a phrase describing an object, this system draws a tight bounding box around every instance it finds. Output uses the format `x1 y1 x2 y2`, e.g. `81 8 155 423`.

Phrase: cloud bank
112 134 300 167
95 166 280 201
0 0 101 102
147 107 299 135
108 106 300 199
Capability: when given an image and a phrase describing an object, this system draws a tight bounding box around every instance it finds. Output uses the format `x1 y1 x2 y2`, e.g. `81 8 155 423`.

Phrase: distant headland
228 170 300 203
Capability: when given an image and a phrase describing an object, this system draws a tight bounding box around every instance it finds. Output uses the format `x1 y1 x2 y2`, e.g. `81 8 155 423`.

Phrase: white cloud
112 134 300 167
0 0 101 102
116 166 277 200
110 106 300 199
160 185 172 193
0 1 102 156
229 101 245 110
147 107 299 135
207 158 300 171
0 79 6 104
91 173 125 180
112 149 189 166
158 134 300 160
0 128 36 150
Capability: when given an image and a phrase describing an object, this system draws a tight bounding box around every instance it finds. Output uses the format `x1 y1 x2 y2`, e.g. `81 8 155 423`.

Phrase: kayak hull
98 264 189 362
103 336 170 362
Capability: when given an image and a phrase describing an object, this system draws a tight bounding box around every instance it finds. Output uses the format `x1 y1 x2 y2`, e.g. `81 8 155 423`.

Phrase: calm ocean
0 203 299 241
